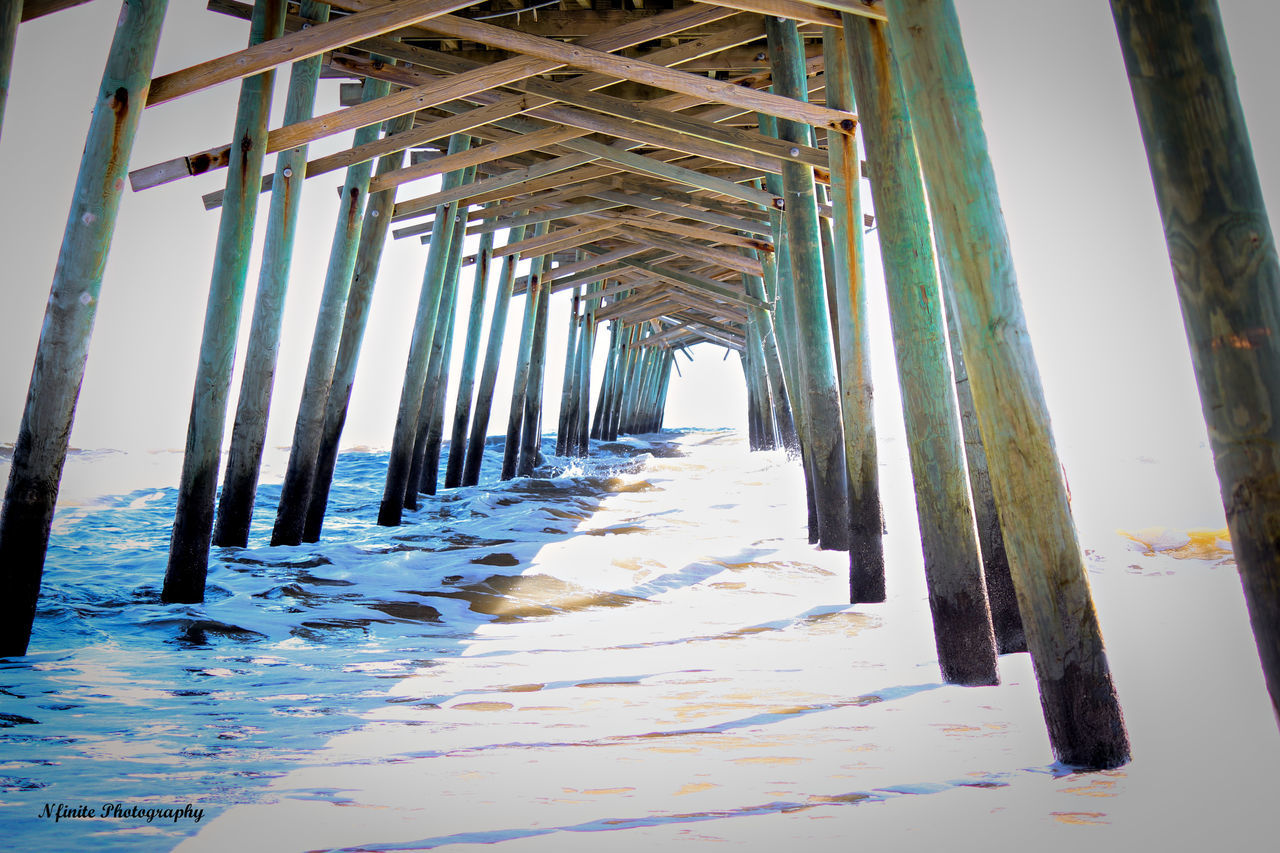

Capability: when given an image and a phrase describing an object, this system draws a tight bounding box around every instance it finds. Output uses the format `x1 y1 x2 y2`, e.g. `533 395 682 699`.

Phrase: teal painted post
601 328 623 441
844 15 999 680
630 340 655 435
643 348 663 432
745 334 764 448
606 327 636 440
645 347 663 432
617 340 637 436
621 329 642 437
888 0 1129 768
621 344 645 434
213 0 331 548
378 135 471 526
745 325 772 449
304 112 415 542
574 284 598 456
1112 0 1280 724
444 215 496 488
412 200 469 501
760 121 819 541
0 0 20 141
164 0 284 603
501 224 548 480
766 16 850 551
518 253 553 475
461 224 527 487
271 74 388 546
0 0 168 656
411 287 457 500
824 26 886 598
742 258 796 452
591 321 618 440
940 261 1023 653
555 289 581 455
658 351 675 430
563 291 586 455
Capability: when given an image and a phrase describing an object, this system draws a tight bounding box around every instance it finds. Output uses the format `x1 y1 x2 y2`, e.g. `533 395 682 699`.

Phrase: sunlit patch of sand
1061 773 1123 798
417 573 645 620
645 746 700 754
1119 526 1233 561
933 722 1008 738
675 782 716 795
451 702 514 711
1051 811 1109 826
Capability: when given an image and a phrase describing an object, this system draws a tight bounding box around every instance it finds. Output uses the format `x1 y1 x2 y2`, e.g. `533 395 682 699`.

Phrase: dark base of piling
212 478 254 548
0 493 53 656
1043 662 1131 770
984 540 1027 655
929 588 999 686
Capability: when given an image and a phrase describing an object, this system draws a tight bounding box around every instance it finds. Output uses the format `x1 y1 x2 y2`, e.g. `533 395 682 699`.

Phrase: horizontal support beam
149 0 476 106
412 13 857 135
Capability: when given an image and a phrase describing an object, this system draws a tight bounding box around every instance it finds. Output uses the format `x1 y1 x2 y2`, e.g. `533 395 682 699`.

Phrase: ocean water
1 429 1277 852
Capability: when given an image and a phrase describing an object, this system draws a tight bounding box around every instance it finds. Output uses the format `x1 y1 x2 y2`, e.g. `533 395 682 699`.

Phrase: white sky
1 1 1277 530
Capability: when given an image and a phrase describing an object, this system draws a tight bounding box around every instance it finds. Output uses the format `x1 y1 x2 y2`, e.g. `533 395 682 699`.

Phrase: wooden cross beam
147 0 478 106
410 13 857 135
135 1 740 193
600 211 772 254
587 189 773 237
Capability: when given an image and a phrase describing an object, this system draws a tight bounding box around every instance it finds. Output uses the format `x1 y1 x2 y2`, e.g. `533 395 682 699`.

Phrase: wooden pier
1 0 1277 771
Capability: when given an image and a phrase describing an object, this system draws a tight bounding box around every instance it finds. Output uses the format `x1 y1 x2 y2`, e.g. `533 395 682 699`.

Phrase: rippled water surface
2 430 1277 852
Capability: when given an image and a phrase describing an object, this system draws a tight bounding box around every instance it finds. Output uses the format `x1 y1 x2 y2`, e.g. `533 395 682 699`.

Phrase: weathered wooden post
1112 0 1280 722
601 326 624 442
443 216 496 488
940 261 1024 653
271 76 389 547
766 16 851 551
0 0 168 656
411 280 458 500
742 342 765 449
462 224 527 487
164 0 284 603
606 326 637 441
758 119 819 540
304 112 415 542
413 212 467 499
213 0 331 549
377 135 471 526
501 224 548 480
888 0 1129 767
555 289 581 456
591 320 618 441
823 23 886 599
742 258 797 452
621 343 648 435
645 348 666 432
843 14 998 681
409 182 470 504
518 252 553 476
0 0 20 141
574 282 599 457
563 286 590 456
655 349 675 432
